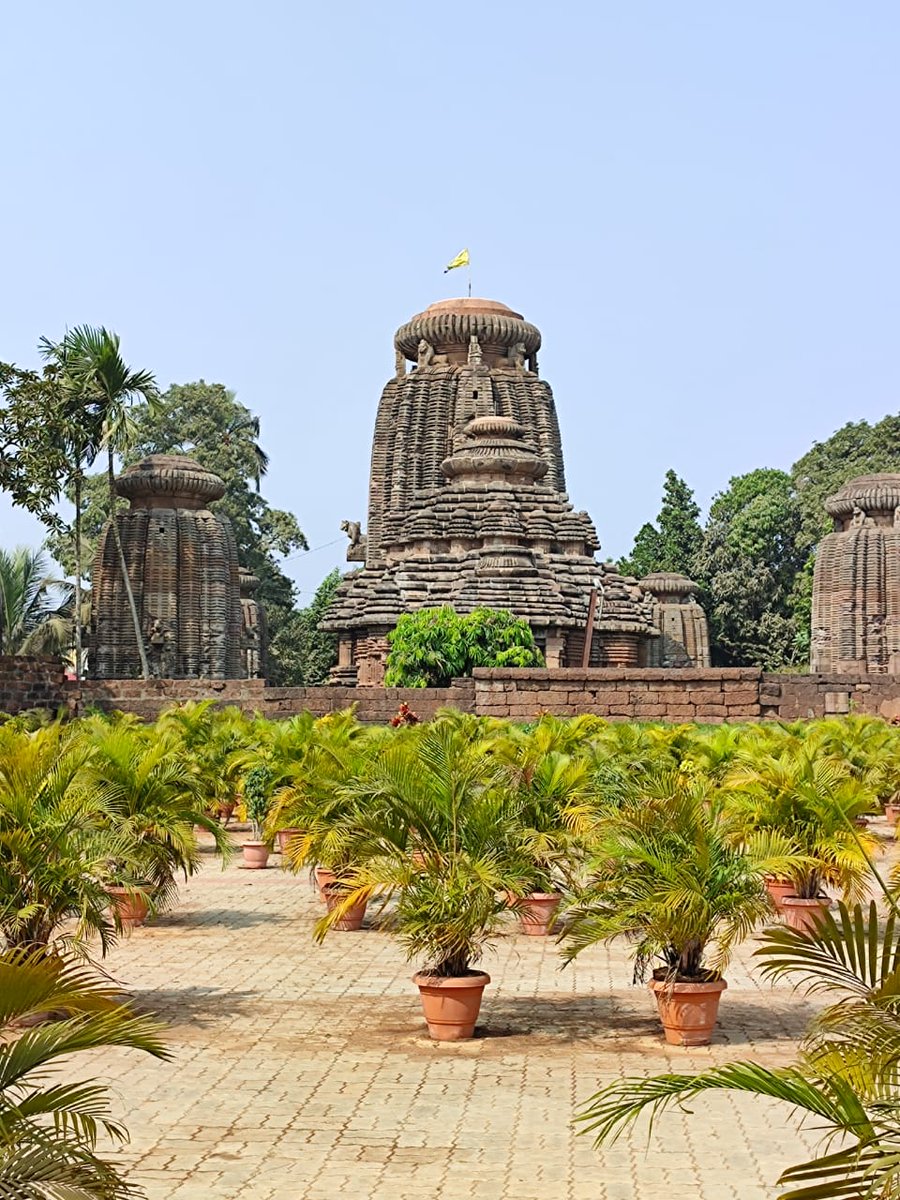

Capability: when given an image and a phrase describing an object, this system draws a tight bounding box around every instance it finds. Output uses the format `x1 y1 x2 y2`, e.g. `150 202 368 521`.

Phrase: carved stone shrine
91 454 244 679
811 472 900 674
641 572 711 668
239 568 268 679
322 297 658 683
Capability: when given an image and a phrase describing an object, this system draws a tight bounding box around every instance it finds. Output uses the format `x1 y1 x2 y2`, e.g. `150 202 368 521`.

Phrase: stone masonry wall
3 658 900 724
471 668 764 722
0 657 72 715
762 674 900 722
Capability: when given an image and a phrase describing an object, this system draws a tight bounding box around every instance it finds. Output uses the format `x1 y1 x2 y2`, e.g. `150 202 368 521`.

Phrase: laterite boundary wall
2 659 900 723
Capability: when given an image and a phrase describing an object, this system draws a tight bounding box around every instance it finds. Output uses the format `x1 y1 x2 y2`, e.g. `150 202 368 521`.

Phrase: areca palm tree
576 900 900 1199
55 327 158 679
38 333 106 682
0 947 168 1199
0 547 72 658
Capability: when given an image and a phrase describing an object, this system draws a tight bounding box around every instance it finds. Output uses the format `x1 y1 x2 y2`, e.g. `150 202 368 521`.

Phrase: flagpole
467 258 472 298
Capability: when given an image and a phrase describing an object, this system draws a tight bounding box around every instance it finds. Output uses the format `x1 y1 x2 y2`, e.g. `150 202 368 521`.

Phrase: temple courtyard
83 830 840 1200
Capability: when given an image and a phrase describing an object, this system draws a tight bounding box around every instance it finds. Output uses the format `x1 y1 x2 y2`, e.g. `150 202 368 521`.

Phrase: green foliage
385 606 544 688
0 547 73 657
791 414 900 548
694 468 812 668
0 948 169 1200
267 569 340 686
619 470 703 577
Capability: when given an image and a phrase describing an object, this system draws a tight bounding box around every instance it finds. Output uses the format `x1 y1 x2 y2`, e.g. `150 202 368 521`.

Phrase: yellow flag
444 248 470 273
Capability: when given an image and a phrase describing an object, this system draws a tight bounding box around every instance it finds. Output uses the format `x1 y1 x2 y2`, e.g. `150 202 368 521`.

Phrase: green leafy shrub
385 606 544 688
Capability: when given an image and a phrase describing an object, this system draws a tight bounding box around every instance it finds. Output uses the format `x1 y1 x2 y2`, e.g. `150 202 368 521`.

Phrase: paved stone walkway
83 833 836 1199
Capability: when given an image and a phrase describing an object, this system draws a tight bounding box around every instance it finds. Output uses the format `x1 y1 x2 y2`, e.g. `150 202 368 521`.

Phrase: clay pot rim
781 896 830 906
413 972 491 988
521 891 561 902
242 840 269 849
648 977 728 995
104 882 155 895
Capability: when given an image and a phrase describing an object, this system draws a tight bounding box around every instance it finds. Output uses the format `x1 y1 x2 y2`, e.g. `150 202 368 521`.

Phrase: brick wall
2 657 900 725
0 657 70 715
471 668 764 722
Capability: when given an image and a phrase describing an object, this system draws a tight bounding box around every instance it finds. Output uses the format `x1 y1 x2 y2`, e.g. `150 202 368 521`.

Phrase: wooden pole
581 588 598 668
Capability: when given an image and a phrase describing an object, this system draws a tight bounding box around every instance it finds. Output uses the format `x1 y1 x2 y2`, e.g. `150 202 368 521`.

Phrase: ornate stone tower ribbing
323 298 657 683
91 454 243 679
641 572 711 667
811 473 900 674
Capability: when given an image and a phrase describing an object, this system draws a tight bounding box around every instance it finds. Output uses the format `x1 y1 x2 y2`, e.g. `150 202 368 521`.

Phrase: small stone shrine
91 454 244 679
239 568 268 679
641 572 711 667
322 298 657 683
811 472 900 674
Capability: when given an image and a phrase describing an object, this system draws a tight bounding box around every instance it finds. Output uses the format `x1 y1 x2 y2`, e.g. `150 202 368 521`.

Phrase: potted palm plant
0 723 121 956
242 764 273 868
314 721 520 1038
83 720 232 921
491 725 595 936
725 749 881 933
562 772 771 1046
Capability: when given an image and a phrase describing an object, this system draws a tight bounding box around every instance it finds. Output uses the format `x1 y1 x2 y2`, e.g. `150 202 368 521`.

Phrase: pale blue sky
2 2 898 601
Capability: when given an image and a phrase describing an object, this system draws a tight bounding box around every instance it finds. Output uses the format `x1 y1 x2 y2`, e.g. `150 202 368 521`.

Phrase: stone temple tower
811 472 900 674
323 297 657 683
91 454 243 679
641 572 711 667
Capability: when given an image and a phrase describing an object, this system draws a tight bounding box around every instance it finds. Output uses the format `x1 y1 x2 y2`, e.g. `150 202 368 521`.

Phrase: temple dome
116 454 226 508
825 473 900 520
641 571 701 598
394 296 541 364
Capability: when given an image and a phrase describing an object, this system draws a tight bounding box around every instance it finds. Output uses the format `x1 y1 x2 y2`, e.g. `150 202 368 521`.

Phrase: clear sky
2 2 898 602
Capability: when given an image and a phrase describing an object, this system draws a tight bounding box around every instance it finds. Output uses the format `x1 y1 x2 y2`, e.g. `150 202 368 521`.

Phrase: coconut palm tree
0 547 73 658
0 946 168 1199
576 899 900 1199
55 326 158 679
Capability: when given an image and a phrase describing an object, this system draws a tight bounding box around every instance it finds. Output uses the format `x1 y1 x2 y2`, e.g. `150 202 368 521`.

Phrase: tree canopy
619 470 703 578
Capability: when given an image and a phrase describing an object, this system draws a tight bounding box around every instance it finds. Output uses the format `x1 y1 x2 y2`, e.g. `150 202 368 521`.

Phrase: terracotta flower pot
885 803 900 826
105 885 152 929
781 896 830 934
241 841 270 869
315 866 337 901
516 892 561 936
648 977 727 1046
323 886 368 931
764 877 796 912
413 972 491 1041
276 828 301 854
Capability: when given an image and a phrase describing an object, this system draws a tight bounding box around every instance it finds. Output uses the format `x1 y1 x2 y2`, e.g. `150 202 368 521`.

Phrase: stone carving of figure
506 342 526 371
851 505 874 527
417 339 434 370
468 335 483 366
147 618 175 678
341 519 367 562
894 506 900 527
395 348 407 378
